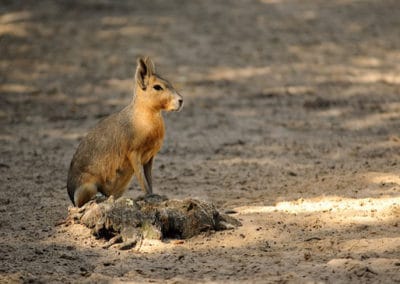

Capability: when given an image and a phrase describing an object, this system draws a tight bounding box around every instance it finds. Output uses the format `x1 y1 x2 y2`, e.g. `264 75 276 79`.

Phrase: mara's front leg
129 153 152 195
143 157 153 194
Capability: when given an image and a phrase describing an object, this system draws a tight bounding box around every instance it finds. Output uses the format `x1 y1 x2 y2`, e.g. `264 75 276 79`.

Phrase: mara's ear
135 57 154 90
144 57 156 75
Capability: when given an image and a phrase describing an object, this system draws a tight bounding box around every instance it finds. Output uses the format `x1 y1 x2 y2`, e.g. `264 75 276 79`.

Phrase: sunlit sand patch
315 108 346 118
351 56 381 67
327 257 400 276
343 112 400 130
236 196 400 217
0 84 39 94
96 26 150 39
339 237 400 255
217 157 275 166
0 11 32 24
352 71 400 85
207 66 271 81
367 172 400 185
0 24 27 37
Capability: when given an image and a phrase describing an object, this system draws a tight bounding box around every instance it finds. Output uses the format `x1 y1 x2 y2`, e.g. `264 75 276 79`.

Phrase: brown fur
67 57 183 207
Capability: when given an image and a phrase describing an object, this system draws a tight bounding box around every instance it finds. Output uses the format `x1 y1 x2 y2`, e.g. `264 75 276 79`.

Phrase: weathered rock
67 195 241 249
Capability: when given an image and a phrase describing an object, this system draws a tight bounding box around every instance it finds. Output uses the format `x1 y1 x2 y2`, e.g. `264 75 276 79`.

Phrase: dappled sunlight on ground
0 11 31 37
207 66 272 81
236 195 399 217
1 0 400 282
0 83 39 94
96 25 150 40
343 112 400 130
368 171 400 185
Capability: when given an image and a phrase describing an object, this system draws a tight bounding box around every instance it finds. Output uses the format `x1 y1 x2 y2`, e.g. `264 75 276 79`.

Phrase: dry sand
1 0 399 283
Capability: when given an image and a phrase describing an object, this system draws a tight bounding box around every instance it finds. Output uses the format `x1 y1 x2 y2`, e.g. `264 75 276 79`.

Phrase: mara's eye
153 84 163 91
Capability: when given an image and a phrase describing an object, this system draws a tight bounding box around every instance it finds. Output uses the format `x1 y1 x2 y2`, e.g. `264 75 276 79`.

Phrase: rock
67 195 241 249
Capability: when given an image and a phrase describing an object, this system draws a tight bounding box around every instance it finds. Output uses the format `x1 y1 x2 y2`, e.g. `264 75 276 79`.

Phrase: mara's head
134 57 183 112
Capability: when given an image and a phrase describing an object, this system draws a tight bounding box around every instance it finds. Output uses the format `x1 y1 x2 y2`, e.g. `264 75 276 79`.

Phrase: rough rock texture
68 195 241 249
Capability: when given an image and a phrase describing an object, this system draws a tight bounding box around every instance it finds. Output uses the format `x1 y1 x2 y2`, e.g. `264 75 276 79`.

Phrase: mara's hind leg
74 183 98 207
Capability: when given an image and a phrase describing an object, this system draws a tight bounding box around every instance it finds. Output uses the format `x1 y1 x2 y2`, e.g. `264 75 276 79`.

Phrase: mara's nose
178 98 183 107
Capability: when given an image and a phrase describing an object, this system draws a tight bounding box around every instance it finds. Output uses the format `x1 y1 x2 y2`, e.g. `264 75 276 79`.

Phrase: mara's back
67 107 133 200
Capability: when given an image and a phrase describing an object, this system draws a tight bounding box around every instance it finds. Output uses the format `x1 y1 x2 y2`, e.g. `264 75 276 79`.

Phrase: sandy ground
1 0 400 283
